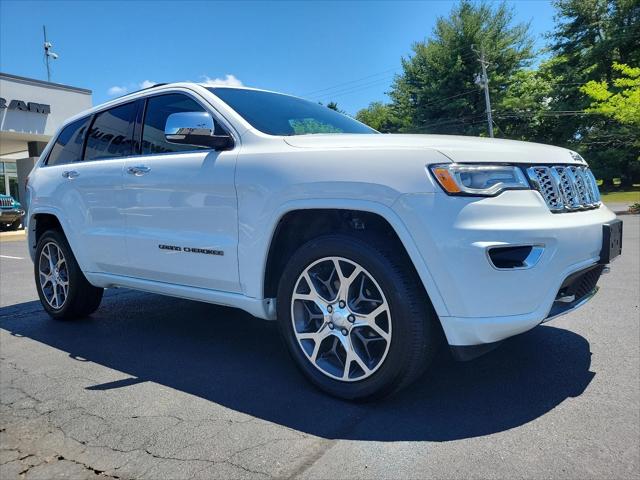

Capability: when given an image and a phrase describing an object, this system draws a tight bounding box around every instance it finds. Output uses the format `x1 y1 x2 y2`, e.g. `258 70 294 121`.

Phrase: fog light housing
487 245 544 270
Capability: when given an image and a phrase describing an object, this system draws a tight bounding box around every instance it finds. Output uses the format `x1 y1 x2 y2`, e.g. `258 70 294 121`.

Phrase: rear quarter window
46 117 91 166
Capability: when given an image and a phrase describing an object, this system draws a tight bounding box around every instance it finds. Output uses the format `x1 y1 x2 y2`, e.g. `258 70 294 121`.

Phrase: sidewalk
605 202 635 215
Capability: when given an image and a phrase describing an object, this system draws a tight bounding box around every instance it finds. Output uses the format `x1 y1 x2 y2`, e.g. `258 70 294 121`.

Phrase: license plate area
600 219 623 263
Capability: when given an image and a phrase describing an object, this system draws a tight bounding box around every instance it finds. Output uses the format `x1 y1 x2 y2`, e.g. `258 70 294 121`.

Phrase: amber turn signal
432 167 462 193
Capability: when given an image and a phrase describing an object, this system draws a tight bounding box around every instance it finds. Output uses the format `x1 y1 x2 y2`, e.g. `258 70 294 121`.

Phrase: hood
284 134 584 165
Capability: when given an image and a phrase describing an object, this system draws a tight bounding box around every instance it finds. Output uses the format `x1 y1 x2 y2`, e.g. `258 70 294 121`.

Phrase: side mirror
164 111 233 150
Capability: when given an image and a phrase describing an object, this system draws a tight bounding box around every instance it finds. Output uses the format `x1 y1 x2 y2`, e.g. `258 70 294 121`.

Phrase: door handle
127 165 151 176
62 170 79 179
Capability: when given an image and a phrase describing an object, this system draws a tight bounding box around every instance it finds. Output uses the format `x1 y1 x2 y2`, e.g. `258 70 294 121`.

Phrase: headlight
429 163 530 196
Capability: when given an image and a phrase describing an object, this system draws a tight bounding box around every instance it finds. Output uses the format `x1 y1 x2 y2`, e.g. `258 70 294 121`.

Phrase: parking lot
1 216 638 479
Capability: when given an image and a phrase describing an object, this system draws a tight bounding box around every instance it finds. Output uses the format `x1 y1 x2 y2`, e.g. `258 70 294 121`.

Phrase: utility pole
43 25 59 82
472 45 494 138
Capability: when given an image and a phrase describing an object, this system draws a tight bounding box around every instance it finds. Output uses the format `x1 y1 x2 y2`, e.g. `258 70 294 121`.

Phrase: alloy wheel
38 242 69 309
290 256 392 381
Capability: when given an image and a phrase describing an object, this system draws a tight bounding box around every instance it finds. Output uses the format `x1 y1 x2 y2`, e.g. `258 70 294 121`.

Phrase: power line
411 109 597 132
413 113 487 130
495 110 592 117
415 117 492 132
420 88 478 108
313 75 396 101
300 68 398 97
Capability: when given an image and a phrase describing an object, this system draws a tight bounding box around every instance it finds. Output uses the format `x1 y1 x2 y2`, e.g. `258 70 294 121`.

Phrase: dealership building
0 72 92 206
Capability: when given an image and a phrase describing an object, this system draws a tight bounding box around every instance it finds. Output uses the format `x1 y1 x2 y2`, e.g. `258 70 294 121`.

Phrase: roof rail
116 82 170 99
137 82 169 92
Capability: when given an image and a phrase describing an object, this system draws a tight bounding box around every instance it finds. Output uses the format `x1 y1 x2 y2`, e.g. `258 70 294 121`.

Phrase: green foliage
355 102 400 132
389 0 533 135
354 0 639 186
495 61 557 141
581 63 640 126
579 62 640 187
545 0 640 186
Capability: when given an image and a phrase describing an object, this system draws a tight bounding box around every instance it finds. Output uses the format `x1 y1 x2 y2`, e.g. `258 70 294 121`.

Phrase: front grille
526 165 601 213
0 197 13 208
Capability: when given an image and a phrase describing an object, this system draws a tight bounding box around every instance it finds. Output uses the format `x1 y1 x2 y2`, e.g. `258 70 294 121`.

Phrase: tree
581 62 640 186
547 0 640 186
355 102 400 132
495 60 557 141
389 0 534 136
581 62 640 126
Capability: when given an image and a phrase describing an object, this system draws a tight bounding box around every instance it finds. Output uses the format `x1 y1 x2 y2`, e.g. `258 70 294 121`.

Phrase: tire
276 233 439 401
34 229 103 320
9 219 21 231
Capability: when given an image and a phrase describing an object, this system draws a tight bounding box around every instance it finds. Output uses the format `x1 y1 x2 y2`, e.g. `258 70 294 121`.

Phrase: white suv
26 83 623 400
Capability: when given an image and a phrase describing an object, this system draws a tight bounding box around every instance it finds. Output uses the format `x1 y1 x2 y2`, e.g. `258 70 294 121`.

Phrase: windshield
207 87 377 136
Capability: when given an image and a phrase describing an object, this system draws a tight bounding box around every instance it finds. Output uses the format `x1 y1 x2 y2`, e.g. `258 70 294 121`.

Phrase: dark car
0 194 24 231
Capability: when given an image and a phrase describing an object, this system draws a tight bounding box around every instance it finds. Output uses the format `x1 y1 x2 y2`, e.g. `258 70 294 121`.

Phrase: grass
599 187 640 204
597 180 640 204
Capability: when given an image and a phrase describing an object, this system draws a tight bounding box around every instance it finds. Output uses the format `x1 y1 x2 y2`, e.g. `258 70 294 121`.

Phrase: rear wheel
35 229 103 320
277 233 439 401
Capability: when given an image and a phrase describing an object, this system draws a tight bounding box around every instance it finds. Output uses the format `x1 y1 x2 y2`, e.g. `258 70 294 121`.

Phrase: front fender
239 197 449 319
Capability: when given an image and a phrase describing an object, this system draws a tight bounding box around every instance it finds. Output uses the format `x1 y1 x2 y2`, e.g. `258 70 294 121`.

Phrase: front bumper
393 190 617 347
0 209 24 223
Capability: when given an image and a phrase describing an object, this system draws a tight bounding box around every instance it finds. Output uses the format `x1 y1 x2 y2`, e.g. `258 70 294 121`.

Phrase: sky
0 0 557 115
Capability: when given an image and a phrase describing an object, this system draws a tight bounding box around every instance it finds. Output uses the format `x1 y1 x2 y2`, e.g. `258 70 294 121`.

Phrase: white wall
0 74 92 142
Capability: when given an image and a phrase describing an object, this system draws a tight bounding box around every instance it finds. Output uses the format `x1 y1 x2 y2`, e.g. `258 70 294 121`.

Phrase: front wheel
34 229 104 320
277 234 439 401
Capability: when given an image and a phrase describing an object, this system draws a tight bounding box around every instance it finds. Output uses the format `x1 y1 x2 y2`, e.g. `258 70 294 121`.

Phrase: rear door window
46 117 91 166
84 102 137 161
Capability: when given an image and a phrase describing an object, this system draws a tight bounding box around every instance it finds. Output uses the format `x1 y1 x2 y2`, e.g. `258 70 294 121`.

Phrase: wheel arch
27 209 70 262
260 201 449 318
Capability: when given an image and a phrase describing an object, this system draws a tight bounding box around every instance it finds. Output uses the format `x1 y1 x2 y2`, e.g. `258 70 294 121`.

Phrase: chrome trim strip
486 244 545 271
543 286 599 323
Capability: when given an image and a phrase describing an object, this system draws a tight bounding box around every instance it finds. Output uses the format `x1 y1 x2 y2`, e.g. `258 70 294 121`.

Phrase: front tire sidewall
277 235 425 401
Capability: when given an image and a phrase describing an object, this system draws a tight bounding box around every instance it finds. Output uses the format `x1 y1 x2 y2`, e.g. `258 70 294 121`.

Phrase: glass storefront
0 162 19 201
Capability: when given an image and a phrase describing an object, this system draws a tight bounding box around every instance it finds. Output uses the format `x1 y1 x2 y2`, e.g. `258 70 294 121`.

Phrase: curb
0 230 26 241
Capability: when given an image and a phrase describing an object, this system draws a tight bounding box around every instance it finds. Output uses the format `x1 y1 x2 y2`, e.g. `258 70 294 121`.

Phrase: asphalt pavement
1 217 638 479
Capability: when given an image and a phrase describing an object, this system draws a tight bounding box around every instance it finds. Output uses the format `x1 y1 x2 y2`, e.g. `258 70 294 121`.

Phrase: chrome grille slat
556 166 581 209
573 166 597 206
0 198 12 208
585 169 601 203
570 167 590 205
526 165 601 213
